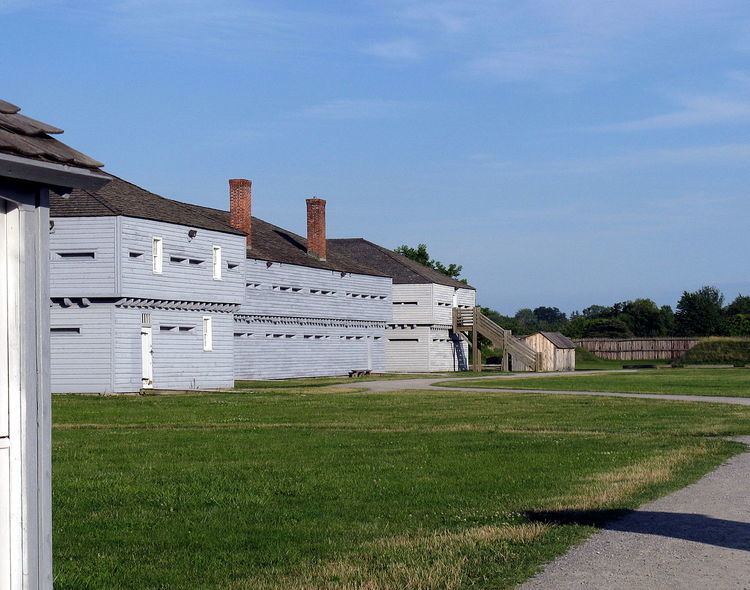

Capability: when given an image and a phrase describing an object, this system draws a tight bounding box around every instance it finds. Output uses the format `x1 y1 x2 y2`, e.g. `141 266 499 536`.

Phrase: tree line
396 244 750 339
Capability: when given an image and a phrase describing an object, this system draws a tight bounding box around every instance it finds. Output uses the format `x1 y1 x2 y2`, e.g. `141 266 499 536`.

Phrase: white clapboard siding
49 216 117 297
391 284 434 324
2 185 53 588
432 284 455 326
456 288 476 309
120 217 246 304
242 259 392 321
114 307 235 392
234 321 385 379
428 327 467 372
385 325 430 372
50 303 114 393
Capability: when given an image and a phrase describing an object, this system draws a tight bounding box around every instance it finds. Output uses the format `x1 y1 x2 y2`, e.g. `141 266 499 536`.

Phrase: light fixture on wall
266 261 273 268
188 229 198 240
49 220 55 232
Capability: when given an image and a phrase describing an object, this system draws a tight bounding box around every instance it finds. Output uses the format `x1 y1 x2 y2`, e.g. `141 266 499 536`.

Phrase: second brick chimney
306 197 327 260
229 178 252 248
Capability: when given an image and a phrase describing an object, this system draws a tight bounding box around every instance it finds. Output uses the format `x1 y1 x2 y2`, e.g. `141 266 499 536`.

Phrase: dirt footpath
519 436 750 589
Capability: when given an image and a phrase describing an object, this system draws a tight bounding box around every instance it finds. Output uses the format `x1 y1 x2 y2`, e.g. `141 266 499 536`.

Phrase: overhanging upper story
50 176 247 304
49 176 393 321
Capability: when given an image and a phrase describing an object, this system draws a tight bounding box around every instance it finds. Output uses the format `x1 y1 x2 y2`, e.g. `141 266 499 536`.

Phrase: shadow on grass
525 509 750 551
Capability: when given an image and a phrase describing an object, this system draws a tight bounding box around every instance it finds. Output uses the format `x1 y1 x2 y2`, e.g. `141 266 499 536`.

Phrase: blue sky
4 0 749 314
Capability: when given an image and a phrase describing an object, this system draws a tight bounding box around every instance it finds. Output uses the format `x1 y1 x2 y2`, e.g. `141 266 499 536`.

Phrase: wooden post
472 307 480 372
502 330 509 372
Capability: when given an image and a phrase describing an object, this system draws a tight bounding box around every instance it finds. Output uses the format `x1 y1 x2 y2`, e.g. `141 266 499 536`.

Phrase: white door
141 326 153 389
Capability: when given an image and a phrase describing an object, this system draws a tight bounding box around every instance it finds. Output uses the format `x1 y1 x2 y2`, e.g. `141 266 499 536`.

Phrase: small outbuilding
519 332 576 372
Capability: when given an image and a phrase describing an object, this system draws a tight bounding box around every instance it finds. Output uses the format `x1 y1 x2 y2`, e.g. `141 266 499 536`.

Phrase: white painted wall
1 186 53 590
386 284 476 373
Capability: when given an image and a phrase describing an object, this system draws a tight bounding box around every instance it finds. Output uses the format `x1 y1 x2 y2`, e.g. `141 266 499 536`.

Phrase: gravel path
519 436 750 589
347 373 750 406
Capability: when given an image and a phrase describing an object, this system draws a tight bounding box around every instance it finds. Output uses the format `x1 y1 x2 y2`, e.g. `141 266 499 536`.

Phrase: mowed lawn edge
52 387 750 589
434 368 750 397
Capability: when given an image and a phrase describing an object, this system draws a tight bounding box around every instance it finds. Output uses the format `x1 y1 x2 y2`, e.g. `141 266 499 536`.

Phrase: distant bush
574 347 600 363
726 314 750 337
672 338 750 367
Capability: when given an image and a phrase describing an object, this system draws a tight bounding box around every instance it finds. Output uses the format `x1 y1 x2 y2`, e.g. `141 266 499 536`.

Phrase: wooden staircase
453 307 541 372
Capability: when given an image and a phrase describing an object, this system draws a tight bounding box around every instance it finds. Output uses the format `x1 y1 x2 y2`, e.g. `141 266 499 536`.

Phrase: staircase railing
453 307 540 371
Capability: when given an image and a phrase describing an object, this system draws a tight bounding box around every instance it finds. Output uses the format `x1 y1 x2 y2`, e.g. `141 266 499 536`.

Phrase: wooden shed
0 99 108 589
520 332 576 372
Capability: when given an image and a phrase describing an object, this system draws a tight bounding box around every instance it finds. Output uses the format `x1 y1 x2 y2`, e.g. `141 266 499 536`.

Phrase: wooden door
141 326 153 389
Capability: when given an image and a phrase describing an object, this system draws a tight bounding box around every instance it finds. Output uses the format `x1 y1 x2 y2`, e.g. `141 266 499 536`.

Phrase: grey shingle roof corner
329 238 474 289
0 99 104 169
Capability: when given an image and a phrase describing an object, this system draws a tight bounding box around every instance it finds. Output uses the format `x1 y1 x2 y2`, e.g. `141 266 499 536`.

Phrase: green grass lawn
437 368 750 397
234 371 502 390
53 386 750 589
573 347 671 371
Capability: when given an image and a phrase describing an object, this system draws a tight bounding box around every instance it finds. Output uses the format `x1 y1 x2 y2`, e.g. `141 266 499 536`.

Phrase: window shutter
212 246 222 280
152 237 163 274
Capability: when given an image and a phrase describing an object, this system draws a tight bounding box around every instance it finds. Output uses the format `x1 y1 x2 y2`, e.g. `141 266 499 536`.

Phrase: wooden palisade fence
573 337 701 361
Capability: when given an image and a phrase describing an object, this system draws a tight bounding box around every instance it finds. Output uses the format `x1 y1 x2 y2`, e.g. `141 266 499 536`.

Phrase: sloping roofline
50 174 389 279
329 238 474 290
0 99 109 191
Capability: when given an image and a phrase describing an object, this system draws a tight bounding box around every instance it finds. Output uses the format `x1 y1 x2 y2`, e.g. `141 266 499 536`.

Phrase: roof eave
0 152 110 192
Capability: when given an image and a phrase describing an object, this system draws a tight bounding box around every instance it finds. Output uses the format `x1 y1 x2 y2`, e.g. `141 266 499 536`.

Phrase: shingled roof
50 175 388 278
537 332 576 349
51 175 245 235
0 99 103 169
329 238 474 289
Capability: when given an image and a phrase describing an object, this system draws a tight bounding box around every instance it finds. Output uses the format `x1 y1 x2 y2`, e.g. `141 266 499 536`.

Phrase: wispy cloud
598 94 750 131
298 99 414 120
372 1 747 84
465 38 587 82
364 38 422 61
469 143 750 175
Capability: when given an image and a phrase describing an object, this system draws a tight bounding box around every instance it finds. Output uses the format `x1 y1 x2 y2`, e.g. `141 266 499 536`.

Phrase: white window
212 245 222 280
152 237 163 274
203 316 213 351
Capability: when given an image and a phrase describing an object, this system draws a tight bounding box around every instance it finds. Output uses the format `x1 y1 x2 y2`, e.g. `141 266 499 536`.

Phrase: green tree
726 314 750 336
514 308 538 335
582 318 633 338
532 306 567 330
725 294 750 317
660 305 675 336
674 286 726 336
619 299 669 337
581 305 611 319
394 243 465 281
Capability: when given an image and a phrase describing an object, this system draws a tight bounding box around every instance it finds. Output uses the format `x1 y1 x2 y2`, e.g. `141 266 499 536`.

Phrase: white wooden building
0 99 108 590
329 239 475 372
49 177 392 391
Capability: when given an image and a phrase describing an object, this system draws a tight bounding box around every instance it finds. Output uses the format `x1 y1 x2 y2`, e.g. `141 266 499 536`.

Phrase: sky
3 0 749 314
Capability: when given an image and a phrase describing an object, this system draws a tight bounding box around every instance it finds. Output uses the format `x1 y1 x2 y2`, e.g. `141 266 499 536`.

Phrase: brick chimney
229 179 252 247
306 197 327 260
